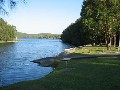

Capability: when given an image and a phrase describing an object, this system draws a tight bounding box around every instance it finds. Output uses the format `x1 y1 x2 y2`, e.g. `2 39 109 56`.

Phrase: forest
61 0 120 50
0 18 60 41
0 18 17 41
17 32 61 39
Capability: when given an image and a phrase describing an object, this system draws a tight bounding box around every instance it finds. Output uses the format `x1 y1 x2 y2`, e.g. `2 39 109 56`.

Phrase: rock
64 48 75 53
32 57 61 67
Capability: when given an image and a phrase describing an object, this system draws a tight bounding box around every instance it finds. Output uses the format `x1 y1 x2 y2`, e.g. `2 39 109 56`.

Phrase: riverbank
32 46 120 67
1 46 120 90
0 40 20 43
1 56 120 90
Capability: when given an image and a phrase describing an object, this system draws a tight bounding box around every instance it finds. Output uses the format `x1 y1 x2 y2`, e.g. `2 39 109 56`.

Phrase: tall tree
81 0 120 50
61 18 90 46
0 18 17 41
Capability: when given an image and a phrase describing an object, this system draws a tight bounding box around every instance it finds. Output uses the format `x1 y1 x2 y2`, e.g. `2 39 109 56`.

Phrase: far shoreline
0 40 21 43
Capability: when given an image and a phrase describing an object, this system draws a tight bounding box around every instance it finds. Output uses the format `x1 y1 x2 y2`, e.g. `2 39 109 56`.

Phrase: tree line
61 0 120 50
17 32 61 39
0 18 17 41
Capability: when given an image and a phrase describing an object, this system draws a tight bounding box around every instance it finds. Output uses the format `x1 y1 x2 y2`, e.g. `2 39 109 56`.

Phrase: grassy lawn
1 57 120 90
74 46 120 54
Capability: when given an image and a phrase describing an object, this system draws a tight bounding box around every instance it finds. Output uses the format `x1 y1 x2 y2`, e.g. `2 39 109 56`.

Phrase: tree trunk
106 36 109 50
106 35 112 50
114 32 116 47
105 34 109 50
109 35 112 50
104 20 111 50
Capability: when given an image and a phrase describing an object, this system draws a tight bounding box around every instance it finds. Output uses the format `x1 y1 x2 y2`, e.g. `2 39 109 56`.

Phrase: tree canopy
0 18 17 41
17 32 61 39
61 0 120 49
81 0 120 49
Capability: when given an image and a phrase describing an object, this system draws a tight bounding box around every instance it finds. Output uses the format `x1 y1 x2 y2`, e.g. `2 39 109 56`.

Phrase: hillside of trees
0 18 17 41
61 0 120 50
17 32 61 39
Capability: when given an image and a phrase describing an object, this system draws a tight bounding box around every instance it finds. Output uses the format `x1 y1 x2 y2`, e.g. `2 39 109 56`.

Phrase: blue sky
1 0 83 34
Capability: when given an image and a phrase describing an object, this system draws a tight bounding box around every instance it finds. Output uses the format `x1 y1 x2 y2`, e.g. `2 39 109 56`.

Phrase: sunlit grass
1 57 120 90
74 46 120 54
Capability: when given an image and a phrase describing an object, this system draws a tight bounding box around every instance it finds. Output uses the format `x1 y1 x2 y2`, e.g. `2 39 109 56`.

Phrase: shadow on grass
1 56 120 90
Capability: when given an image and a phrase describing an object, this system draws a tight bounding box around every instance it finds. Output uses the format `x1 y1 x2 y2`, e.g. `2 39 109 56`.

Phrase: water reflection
0 39 71 87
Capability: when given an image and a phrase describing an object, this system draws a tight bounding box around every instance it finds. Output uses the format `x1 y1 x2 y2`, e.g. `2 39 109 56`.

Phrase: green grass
74 46 120 54
0 41 7 43
1 57 120 90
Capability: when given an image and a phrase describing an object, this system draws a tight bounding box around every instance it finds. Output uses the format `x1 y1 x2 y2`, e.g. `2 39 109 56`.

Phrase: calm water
0 38 71 87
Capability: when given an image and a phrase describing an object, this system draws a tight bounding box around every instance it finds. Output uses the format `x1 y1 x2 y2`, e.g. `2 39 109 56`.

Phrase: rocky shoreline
32 47 120 67
31 52 68 67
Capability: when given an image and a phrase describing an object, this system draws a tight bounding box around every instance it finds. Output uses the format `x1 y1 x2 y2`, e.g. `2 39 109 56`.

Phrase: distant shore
0 40 21 43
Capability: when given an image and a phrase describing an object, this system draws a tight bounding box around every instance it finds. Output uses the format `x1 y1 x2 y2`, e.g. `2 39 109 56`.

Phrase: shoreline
31 52 67 67
0 40 20 43
1 56 120 89
32 47 120 67
1 46 120 89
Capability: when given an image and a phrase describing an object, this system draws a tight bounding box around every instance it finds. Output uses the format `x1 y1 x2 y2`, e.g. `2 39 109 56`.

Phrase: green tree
0 18 17 41
61 18 90 46
81 0 120 50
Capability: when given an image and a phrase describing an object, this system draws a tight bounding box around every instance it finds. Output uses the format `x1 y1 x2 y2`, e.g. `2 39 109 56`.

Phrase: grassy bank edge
0 40 21 43
0 56 120 90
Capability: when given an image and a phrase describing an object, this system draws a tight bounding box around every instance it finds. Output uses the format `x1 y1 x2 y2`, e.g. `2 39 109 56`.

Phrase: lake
0 38 71 87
